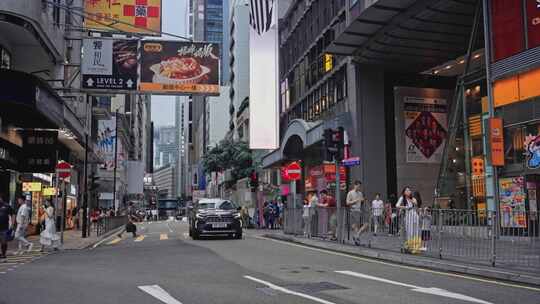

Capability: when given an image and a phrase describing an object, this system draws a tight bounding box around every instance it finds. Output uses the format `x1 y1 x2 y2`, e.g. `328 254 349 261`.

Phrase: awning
327 0 478 72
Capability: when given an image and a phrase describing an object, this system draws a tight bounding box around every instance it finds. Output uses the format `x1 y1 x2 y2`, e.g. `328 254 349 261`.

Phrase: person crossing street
15 197 33 254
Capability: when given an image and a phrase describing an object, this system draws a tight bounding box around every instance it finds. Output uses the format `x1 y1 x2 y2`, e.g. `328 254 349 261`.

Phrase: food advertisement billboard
84 0 162 36
139 41 220 95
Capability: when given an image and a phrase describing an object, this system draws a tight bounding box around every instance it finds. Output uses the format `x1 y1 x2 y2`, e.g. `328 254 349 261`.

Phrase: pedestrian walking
303 191 318 237
0 195 15 262
118 202 137 238
371 193 384 236
15 197 33 254
346 181 367 245
420 207 432 251
396 186 420 253
318 189 337 240
39 201 60 252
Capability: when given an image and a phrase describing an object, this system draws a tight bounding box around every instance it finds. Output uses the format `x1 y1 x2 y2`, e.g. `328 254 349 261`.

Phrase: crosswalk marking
134 235 146 242
160 234 168 240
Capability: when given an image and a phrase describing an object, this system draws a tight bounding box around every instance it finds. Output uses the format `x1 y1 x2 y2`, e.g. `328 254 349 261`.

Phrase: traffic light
89 173 100 192
249 170 259 192
323 127 345 161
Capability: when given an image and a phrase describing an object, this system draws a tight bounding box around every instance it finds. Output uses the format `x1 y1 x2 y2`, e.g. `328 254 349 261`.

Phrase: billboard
249 0 279 149
403 96 447 163
82 38 138 91
96 117 125 170
84 0 162 36
499 177 527 228
139 41 220 95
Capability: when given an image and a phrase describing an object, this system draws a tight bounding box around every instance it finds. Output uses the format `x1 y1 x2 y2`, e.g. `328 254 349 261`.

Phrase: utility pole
112 109 119 212
82 95 90 238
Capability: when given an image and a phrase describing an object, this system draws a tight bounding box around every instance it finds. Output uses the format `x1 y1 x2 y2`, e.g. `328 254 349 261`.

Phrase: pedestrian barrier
94 216 127 237
282 206 540 271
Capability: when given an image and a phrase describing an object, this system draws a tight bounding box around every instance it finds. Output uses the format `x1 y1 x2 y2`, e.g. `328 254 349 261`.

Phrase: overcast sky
151 0 188 127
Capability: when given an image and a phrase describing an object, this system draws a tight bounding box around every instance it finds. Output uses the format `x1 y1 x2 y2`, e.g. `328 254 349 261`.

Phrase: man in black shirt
0 194 15 262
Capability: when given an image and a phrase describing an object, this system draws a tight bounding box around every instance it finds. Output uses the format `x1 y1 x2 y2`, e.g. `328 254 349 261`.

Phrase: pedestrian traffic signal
249 171 259 192
323 127 345 161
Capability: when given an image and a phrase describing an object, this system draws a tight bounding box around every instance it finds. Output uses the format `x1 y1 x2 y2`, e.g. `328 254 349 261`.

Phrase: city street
1 221 538 304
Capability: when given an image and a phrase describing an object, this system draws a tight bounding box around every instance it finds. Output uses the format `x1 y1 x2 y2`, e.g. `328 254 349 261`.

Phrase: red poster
492 0 525 61
527 0 540 48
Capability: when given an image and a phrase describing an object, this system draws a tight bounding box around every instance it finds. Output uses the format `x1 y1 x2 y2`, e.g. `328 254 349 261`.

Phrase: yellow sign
42 187 58 196
22 182 42 192
84 0 162 36
324 54 333 72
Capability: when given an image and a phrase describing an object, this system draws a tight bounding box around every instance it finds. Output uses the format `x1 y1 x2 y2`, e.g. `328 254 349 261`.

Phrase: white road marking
166 223 174 233
336 270 493 304
244 275 337 304
254 236 540 292
138 285 183 304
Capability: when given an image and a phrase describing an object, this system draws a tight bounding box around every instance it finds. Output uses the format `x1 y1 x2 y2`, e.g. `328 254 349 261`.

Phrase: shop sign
84 0 162 36
489 118 505 167
21 130 58 173
139 41 220 95
342 157 360 167
82 39 138 91
42 187 58 196
22 182 41 192
527 0 540 49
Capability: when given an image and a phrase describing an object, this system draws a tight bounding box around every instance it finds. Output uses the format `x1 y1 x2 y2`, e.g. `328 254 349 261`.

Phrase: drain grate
284 282 349 294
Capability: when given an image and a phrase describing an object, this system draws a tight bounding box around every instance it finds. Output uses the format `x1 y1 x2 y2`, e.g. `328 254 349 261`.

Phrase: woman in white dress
40 202 60 252
396 186 420 253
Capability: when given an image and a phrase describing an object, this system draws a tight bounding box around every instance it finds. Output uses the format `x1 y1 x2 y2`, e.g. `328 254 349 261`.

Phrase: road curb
263 233 540 287
87 226 126 249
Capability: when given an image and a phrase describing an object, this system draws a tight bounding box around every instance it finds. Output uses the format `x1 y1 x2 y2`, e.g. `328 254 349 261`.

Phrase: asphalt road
0 221 538 304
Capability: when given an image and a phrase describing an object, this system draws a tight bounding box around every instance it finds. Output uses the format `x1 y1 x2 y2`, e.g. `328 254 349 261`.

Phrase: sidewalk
262 230 540 287
7 227 123 254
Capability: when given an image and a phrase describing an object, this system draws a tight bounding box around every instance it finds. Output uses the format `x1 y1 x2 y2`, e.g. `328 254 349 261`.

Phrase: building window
1 47 11 69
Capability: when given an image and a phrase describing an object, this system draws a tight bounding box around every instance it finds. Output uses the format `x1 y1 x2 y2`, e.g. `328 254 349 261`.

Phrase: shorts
349 210 365 226
421 230 431 241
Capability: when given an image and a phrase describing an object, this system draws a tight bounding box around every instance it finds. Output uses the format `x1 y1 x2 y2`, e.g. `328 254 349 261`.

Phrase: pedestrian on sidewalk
371 194 384 236
15 197 33 254
0 195 15 262
318 190 337 240
346 181 366 245
396 186 420 254
303 191 318 237
420 207 432 251
39 201 60 252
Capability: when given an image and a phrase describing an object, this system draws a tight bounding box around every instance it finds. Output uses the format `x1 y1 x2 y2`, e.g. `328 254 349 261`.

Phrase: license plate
211 223 227 228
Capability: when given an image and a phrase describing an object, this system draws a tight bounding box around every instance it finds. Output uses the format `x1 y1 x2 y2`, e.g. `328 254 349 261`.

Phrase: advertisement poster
404 96 447 163
249 0 279 149
139 41 220 95
84 0 162 36
82 39 138 91
96 117 125 170
499 177 527 228
526 0 540 50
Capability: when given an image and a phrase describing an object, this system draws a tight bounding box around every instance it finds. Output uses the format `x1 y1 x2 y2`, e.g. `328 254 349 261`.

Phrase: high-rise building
154 126 178 169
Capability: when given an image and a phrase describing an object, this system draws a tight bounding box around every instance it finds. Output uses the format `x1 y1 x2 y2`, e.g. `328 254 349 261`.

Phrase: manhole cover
284 282 349 293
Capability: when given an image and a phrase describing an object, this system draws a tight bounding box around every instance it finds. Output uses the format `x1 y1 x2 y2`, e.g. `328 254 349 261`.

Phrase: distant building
154 126 177 169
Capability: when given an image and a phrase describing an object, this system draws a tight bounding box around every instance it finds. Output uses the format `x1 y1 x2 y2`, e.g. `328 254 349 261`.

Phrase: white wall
208 86 231 147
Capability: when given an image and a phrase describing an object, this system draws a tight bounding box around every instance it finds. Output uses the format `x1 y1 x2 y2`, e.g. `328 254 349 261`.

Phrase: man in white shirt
15 197 32 254
346 181 366 244
371 193 384 236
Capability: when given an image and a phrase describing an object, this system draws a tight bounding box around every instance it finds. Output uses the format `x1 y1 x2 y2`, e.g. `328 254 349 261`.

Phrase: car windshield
198 202 216 209
217 201 237 210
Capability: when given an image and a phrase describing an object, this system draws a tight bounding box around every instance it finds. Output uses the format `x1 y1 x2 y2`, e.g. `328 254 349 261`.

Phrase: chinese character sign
84 0 162 36
82 39 113 75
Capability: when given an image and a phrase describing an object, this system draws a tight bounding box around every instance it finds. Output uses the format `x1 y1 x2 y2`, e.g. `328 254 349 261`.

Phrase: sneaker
27 243 34 252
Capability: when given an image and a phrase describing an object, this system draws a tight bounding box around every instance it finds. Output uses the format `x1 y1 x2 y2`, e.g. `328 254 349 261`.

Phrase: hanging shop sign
82 38 138 91
499 177 527 228
524 134 540 169
489 118 505 167
42 187 58 196
139 41 220 95
404 96 447 164
84 0 162 36
20 130 58 173
342 157 360 167
22 182 42 192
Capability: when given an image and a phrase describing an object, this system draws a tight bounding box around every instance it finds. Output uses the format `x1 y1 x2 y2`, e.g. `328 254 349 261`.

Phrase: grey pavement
0 221 538 304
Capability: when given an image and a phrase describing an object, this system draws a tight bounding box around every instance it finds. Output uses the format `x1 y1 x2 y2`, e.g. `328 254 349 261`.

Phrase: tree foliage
202 139 255 182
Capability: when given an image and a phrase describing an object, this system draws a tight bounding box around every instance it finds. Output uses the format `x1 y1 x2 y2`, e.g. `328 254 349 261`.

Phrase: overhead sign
249 0 279 149
42 187 58 196
139 41 220 95
82 39 138 91
20 130 58 173
285 162 302 181
84 0 162 36
22 182 42 192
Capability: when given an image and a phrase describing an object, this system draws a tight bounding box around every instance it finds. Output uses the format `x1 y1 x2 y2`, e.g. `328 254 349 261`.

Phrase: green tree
202 140 255 182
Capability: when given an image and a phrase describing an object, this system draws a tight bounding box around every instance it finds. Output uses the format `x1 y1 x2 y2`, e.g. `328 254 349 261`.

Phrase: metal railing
94 216 127 237
283 207 540 271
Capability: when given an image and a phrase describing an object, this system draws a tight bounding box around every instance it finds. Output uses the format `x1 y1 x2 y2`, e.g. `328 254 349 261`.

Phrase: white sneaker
27 243 34 252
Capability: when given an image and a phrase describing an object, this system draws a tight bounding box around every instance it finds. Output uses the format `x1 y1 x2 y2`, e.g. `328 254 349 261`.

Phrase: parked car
189 198 242 240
